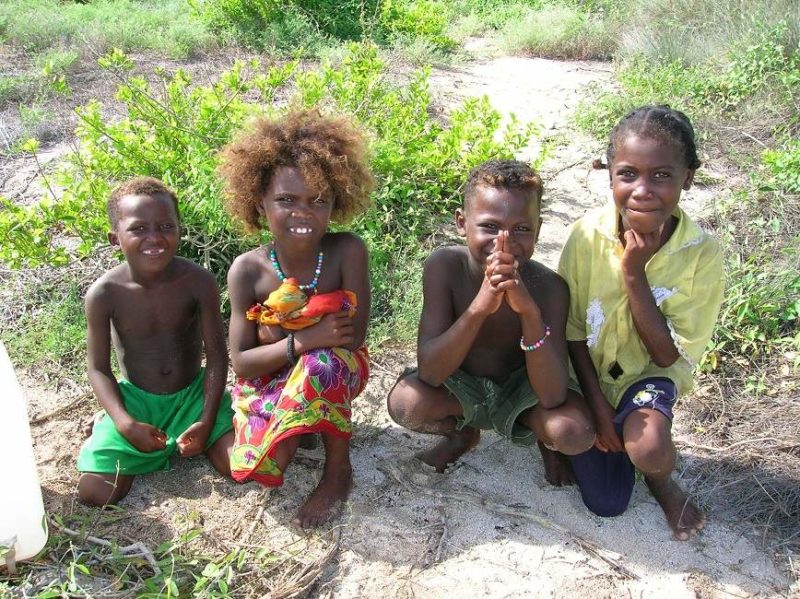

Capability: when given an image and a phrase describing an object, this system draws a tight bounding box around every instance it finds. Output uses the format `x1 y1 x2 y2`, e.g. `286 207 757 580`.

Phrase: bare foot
293 462 352 529
537 441 575 486
417 427 480 473
646 475 706 540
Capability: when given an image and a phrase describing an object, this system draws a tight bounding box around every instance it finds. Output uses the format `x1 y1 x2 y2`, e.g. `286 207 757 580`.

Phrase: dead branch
269 528 341 599
677 437 794 454
50 519 161 576
239 488 270 545
30 392 92 425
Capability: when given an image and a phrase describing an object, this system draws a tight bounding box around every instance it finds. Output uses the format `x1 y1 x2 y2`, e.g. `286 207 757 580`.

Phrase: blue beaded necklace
269 245 324 293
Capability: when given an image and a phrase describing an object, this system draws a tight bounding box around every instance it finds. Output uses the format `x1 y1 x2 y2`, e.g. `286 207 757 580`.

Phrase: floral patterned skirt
230 347 369 486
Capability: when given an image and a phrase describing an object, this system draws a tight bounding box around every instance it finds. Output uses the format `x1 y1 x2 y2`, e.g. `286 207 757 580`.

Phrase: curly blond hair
218 111 374 231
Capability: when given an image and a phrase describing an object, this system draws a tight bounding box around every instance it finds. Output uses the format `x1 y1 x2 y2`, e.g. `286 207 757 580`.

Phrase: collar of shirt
594 202 707 258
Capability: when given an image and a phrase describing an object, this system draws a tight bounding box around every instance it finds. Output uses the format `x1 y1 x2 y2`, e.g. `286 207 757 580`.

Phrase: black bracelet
286 332 297 366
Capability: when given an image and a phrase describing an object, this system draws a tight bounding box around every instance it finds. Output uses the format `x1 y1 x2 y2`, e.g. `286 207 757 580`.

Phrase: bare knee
530 393 596 455
543 413 595 455
624 411 675 475
386 374 423 426
78 473 133 507
206 431 234 478
625 429 675 475
387 373 460 432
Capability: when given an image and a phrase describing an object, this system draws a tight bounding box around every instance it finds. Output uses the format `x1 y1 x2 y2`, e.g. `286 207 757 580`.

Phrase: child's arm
494 232 568 409
176 269 228 457
558 224 621 452
296 233 369 353
621 229 680 366
85 282 167 452
568 340 623 452
417 249 505 387
228 255 353 379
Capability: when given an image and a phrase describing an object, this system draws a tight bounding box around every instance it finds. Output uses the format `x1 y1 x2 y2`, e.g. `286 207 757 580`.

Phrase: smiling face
610 134 695 236
456 184 541 269
258 166 333 250
109 192 180 275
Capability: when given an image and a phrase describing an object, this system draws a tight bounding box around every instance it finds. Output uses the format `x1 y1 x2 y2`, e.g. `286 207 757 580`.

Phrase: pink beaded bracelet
520 326 551 352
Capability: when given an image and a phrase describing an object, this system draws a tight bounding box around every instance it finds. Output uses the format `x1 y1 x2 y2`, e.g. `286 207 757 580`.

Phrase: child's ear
455 207 467 236
107 231 119 247
682 169 696 190
535 216 543 244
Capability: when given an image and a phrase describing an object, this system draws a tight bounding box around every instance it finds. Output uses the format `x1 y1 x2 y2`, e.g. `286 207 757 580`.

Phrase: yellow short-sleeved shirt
558 203 724 408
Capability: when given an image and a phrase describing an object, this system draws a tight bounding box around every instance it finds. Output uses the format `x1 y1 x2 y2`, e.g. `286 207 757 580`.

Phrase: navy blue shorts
569 377 677 517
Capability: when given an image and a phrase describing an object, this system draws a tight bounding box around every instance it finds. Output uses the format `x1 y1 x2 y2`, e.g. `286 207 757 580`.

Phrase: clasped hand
177 420 212 457
119 418 212 457
476 231 534 314
119 419 168 453
295 311 354 351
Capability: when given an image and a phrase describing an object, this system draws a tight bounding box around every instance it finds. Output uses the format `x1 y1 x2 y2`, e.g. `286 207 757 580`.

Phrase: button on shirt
558 203 724 408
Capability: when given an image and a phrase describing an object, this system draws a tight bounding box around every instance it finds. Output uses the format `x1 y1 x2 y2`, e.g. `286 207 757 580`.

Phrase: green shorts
443 368 580 447
77 369 234 476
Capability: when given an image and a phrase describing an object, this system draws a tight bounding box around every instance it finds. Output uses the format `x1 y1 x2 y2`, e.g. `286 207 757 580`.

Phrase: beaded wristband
520 326 551 352
286 332 297 366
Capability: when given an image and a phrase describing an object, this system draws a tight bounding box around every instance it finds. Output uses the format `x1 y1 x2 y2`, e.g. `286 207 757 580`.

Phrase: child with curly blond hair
219 111 374 528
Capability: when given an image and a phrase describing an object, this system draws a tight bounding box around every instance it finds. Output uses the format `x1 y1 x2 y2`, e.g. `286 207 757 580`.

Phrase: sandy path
16 55 791 597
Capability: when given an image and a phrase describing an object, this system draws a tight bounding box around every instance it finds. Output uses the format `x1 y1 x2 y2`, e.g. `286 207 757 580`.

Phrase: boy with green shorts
77 177 234 506
387 160 595 485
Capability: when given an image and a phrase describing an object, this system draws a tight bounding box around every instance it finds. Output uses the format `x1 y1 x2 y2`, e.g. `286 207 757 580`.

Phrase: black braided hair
606 105 702 170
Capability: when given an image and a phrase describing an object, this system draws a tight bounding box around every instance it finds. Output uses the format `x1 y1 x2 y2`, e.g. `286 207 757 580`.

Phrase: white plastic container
0 341 48 572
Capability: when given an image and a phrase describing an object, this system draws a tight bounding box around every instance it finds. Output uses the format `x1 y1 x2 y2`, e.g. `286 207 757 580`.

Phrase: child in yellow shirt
559 106 724 539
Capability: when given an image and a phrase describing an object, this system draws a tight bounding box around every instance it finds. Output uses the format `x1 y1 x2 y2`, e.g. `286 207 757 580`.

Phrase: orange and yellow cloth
231 279 368 486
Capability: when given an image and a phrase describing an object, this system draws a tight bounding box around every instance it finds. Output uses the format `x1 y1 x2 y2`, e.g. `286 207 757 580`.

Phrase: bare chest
111 287 199 340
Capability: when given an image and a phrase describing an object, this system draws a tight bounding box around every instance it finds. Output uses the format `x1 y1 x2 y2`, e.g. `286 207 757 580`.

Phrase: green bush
575 20 800 139
705 190 800 367
616 0 799 65
0 0 215 58
711 251 800 362
1 282 87 375
0 74 35 106
188 0 458 53
499 4 614 59
762 137 800 194
379 0 456 51
0 42 536 336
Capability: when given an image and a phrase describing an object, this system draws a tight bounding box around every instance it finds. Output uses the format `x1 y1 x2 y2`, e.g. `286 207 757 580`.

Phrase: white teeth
142 248 164 255
290 227 312 234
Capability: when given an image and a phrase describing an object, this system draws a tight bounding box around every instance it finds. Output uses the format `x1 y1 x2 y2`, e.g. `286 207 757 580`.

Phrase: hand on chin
623 211 662 236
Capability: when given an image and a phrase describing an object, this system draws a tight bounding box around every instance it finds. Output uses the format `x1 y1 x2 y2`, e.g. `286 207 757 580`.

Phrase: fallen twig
379 460 638 580
718 126 768 148
50 518 161 576
269 527 341 599
678 437 796 454
432 511 448 565
30 392 92 425
239 488 270 545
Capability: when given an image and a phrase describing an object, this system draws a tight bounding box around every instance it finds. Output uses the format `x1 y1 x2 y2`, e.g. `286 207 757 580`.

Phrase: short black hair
107 176 179 228
463 159 543 210
606 105 701 170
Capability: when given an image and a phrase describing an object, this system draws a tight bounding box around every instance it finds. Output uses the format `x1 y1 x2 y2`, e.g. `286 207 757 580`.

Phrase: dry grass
683 358 800 551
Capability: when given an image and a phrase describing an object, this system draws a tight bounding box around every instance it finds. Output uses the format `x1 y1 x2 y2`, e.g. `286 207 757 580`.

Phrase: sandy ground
9 50 796 597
